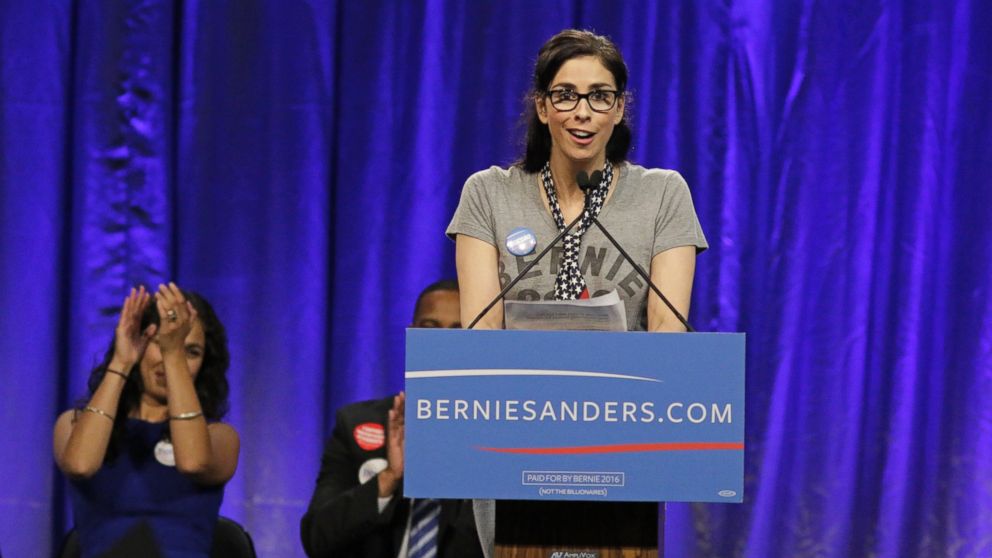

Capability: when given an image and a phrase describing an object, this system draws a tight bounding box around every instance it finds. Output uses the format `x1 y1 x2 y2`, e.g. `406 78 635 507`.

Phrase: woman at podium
53 284 239 557
448 28 707 332
446 28 709 557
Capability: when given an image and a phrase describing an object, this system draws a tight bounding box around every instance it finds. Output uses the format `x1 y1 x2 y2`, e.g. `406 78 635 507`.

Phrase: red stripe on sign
476 442 744 455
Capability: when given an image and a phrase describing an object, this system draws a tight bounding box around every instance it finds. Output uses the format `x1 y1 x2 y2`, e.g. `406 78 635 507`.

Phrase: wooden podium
495 500 661 558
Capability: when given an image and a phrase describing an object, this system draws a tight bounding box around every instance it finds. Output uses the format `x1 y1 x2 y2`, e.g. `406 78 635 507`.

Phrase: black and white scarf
540 160 613 300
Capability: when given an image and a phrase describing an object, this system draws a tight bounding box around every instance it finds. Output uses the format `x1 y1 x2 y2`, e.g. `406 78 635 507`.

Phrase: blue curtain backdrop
1 1 990 556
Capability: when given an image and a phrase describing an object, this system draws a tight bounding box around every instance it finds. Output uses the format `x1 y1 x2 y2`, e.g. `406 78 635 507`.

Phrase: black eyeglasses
546 88 621 113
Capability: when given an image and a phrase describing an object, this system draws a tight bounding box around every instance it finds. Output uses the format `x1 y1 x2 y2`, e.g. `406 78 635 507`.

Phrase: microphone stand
467 212 583 330
589 217 695 332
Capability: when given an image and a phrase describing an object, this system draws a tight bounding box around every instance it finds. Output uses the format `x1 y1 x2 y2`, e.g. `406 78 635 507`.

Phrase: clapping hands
154 282 198 353
112 286 157 369
112 282 197 368
378 392 406 497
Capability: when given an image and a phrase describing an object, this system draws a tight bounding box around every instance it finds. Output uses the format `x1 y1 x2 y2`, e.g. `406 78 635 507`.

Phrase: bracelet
169 411 204 421
83 406 115 421
105 368 129 381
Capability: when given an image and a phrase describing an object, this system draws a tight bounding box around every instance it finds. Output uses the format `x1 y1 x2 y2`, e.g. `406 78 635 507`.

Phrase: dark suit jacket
301 397 484 558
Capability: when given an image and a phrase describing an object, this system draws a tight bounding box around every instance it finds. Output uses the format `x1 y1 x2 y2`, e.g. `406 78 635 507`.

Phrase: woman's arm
156 283 239 485
54 287 155 478
455 235 504 329
647 246 697 332
53 375 126 478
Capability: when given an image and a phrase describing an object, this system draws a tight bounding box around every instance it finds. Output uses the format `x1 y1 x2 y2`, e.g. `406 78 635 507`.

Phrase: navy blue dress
68 418 224 558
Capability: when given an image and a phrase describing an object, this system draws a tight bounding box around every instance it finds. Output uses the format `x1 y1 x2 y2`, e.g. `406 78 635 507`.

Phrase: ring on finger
166 309 178 322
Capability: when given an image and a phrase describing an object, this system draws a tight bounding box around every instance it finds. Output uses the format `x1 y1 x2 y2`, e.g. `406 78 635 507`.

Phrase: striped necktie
408 498 441 558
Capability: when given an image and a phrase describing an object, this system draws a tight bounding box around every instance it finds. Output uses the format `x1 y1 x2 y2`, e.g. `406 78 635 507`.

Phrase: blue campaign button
505 227 537 256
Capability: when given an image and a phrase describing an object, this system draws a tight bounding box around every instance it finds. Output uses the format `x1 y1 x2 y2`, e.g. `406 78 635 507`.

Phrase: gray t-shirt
447 163 708 331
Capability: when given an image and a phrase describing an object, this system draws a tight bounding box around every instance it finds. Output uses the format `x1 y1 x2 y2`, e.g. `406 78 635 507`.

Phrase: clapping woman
53 283 239 558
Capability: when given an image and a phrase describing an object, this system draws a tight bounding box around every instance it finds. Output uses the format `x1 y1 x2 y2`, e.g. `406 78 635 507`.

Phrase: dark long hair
519 29 633 172
83 290 230 461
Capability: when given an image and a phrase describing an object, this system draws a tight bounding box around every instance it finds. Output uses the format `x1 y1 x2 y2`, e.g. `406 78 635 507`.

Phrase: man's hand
378 392 405 497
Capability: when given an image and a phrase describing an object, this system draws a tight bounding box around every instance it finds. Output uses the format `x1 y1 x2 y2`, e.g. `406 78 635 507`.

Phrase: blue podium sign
404 329 745 503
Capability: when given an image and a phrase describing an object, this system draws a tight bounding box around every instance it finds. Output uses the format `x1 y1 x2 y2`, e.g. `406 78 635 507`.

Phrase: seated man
301 280 483 558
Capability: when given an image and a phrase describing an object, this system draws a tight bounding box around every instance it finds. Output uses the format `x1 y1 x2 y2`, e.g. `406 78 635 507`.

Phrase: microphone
575 170 603 192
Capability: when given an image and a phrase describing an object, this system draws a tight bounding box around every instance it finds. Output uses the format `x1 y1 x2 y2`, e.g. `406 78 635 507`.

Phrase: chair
210 516 257 558
56 516 257 558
